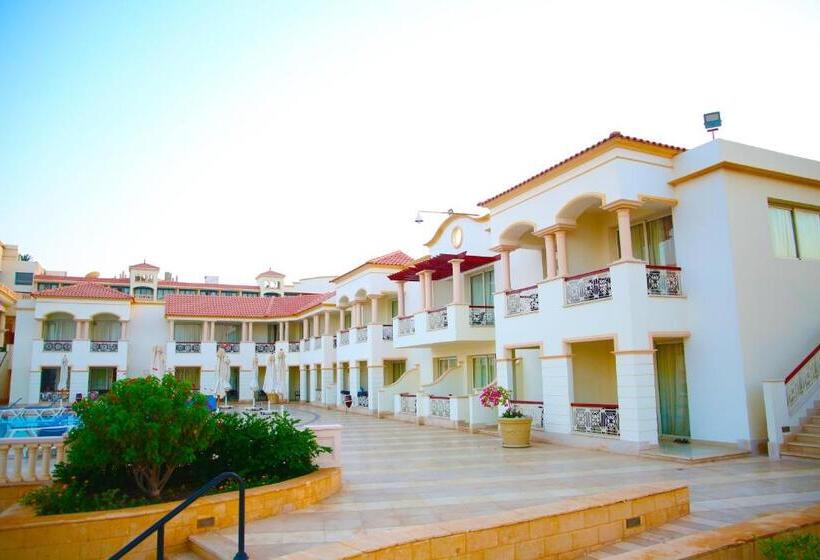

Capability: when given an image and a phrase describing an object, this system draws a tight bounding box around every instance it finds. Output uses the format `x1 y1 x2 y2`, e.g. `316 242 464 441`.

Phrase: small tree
68 375 216 499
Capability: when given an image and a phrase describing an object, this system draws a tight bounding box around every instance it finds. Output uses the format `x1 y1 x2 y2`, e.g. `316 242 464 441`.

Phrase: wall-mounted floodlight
704 111 722 140
414 208 479 224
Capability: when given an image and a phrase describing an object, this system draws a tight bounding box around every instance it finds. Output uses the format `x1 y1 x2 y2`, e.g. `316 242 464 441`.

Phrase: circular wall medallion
451 226 463 249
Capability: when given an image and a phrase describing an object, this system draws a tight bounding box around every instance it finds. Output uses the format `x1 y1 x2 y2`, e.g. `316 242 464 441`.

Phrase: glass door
655 342 690 438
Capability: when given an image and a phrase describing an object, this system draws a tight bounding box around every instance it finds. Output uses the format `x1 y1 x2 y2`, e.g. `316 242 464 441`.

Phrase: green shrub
21 483 151 515
66 374 216 499
760 534 820 560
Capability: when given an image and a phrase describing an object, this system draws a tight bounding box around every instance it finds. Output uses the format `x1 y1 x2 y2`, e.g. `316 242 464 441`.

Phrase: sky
1 0 818 284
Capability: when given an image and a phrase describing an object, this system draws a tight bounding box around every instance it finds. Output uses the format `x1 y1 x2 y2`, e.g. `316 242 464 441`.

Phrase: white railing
786 343 820 413
382 325 393 341
571 403 619 436
564 268 612 305
339 330 350 346
400 393 417 415
355 328 368 343
469 306 494 326
0 437 66 484
90 340 118 352
427 307 448 331
510 400 544 430
313 337 322 350
288 341 301 352
398 316 415 336
646 265 683 296
429 396 451 418
506 286 539 316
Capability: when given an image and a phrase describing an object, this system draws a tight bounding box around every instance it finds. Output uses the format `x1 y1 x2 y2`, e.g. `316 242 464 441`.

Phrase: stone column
367 363 383 412
369 295 380 324
396 282 406 316
450 259 464 304
120 320 128 341
419 270 433 311
349 363 360 404
75 320 85 340
201 322 208 343
617 207 633 261
299 366 308 402
555 230 568 278
313 314 320 337
500 250 512 292
544 234 557 280
338 308 346 331
302 318 309 339
167 320 174 341
324 311 331 335
210 321 216 342
615 351 659 446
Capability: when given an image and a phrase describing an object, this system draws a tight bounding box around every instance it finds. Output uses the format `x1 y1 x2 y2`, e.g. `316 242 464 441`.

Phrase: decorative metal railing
288 341 301 352
564 269 612 305
176 342 201 353
646 265 683 296
506 286 539 316
43 340 72 352
357 394 369 408
313 337 322 350
571 403 619 436
469 305 495 326
0 437 66 485
510 400 544 429
90 340 118 353
427 307 448 331
786 343 820 413
302 339 311 351
217 342 240 353
255 342 276 353
355 328 368 343
382 325 393 341
429 396 450 418
398 316 415 336
400 393 417 415
339 330 350 346
333 336 337 348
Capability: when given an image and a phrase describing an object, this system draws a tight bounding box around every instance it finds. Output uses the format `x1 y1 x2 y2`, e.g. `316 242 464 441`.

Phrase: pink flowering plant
479 384 524 418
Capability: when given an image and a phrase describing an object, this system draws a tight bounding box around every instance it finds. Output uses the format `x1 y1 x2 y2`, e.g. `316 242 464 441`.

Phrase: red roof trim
388 253 499 282
165 292 335 319
33 282 132 301
332 250 414 282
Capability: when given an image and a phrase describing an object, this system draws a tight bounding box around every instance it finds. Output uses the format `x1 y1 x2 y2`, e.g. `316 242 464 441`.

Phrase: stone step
802 424 820 434
781 442 820 458
794 433 820 444
781 448 820 460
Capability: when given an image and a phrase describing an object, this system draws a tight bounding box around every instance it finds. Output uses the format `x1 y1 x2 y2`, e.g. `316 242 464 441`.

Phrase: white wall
128 303 167 376
9 301 34 402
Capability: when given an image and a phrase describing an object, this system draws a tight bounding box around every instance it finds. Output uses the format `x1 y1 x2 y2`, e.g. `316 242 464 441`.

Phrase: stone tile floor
191 405 820 559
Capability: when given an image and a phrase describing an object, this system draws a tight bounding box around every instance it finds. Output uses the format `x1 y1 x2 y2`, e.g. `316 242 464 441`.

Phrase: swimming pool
0 414 79 439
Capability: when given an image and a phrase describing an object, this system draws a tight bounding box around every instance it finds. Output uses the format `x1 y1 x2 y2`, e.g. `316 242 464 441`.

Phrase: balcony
217 342 240 353
392 304 496 348
571 402 619 436
564 268 612 306
338 330 350 346
381 325 393 341
255 342 276 353
505 285 539 316
355 328 368 344
43 340 72 352
175 342 201 353
288 341 301 352
90 341 118 353
468 305 494 326
429 395 450 418
646 265 683 296
427 307 448 331
313 337 322 350
397 317 415 336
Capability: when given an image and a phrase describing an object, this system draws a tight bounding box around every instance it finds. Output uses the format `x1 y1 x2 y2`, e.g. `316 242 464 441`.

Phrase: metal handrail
109 471 248 560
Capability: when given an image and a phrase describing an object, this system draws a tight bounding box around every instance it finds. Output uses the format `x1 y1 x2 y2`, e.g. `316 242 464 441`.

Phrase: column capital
601 198 642 212
533 223 576 237
490 244 516 253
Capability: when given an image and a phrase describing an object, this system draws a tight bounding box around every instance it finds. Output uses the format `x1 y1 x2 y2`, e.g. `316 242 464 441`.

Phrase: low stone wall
280 482 689 560
0 483 43 511
610 503 820 559
0 467 341 560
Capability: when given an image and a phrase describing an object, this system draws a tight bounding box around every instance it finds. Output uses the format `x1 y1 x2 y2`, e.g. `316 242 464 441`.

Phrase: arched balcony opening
42 312 75 342
89 313 123 352
498 221 545 316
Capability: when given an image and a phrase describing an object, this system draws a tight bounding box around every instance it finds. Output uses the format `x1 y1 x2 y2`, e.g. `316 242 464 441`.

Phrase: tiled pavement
191 405 820 559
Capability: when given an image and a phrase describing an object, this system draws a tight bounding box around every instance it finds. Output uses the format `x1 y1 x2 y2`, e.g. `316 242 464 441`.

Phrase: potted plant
480 385 532 448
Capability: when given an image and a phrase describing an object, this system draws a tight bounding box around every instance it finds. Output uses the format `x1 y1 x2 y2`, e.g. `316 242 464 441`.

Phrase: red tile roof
33 282 131 300
34 274 129 285
477 132 686 207
130 262 160 270
256 269 285 279
165 292 334 319
332 250 415 283
33 274 259 291
388 252 499 282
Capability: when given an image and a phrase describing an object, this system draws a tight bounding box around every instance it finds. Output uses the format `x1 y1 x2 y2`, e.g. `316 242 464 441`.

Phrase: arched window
90 314 121 341
43 313 75 341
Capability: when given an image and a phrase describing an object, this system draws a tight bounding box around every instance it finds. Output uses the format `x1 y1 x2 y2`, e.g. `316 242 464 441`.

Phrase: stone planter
498 417 533 448
268 393 281 404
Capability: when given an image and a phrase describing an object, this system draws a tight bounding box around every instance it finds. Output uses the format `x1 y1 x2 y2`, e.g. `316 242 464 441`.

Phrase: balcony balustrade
175 342 201 353
506 285 539 316
510 400 544 430
355 328 368 344
313 337 322 350
382 325 393 341
571 402 619 436
217 342 240 353
429 396 450 418
288 341 301 352
427 307 448 331
357 393 369 408
0 437 65 484
255 342 276 353
400 393 417 415
398 316 415 336
339 330 350 346
90 341 118 353
564 268 612 305
468 305 494 326
43 340 72 352
646 265 683 296
786 344 820 412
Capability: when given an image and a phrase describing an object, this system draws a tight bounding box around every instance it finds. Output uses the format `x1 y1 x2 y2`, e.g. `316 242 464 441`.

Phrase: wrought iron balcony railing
564 269 612 305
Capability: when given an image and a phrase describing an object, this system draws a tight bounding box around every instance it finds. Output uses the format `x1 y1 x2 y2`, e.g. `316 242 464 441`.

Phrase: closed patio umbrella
263 353 275 410
151 345 166 378
275 349 287 402
215 348 231 409
58 354 69 405
250 354 259 409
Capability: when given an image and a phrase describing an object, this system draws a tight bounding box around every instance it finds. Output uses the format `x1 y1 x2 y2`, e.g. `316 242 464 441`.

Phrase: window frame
15 272 34 286
768 201 820 260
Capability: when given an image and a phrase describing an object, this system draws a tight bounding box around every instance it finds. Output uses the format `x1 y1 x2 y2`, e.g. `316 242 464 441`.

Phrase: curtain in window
647 216 676 265
175 367 200 389
769 207 797 258
795 209 820 260
470 274 484 306
472 356 496 389
44 318 76 341
89 368 114 391
91 320 121 341
214 323 241 342
174 323 202 342
436 357 457 379
631 224 646 261
655 343 690 437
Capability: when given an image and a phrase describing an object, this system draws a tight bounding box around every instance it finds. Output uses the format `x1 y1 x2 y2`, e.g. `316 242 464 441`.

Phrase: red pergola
388 252 499 282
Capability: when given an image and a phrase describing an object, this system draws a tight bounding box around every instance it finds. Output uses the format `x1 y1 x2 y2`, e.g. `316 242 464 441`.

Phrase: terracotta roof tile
33 282 131 300
256 269 285 279
165 292 334 319
366 251 414 266
130 262 160 270
477 132 686 207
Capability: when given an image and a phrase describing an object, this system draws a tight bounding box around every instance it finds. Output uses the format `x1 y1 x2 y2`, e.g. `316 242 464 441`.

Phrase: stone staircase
781 401 820 459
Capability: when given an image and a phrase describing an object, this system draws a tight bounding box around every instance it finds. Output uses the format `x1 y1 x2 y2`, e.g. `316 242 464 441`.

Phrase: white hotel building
3 133 819 458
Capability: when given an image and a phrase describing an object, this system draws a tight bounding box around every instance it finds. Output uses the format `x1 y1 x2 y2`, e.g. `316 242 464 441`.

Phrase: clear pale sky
1 1 818 284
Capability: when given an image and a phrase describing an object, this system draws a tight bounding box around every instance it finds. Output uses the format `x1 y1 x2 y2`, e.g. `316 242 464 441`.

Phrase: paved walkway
193 405 820 559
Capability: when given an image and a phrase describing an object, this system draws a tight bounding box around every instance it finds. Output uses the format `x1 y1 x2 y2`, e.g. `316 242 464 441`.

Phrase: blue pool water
0 414 80 438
